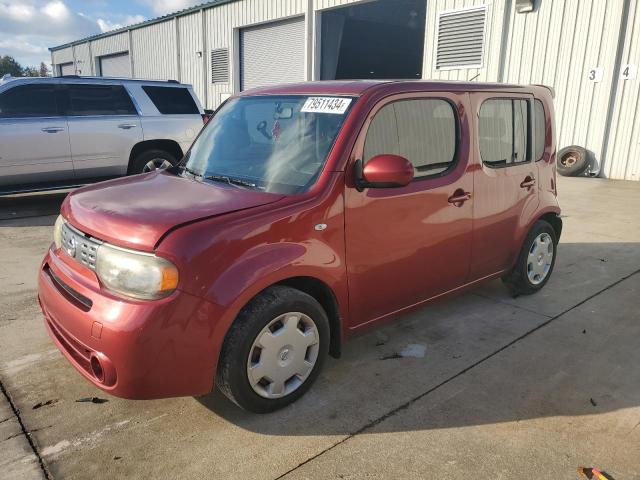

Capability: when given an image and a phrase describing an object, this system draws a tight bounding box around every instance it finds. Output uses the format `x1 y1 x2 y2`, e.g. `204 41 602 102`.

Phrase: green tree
22 66 39 77
0 55 24 77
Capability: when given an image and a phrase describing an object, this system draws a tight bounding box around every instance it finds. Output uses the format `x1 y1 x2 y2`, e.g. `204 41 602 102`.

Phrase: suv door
470 94 539 280
345 93 473 327
0 83 72 190
63 83 142 179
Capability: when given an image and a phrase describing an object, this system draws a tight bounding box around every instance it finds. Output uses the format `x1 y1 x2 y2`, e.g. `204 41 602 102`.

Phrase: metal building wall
501 0 626 176
91 32 129 57
51 47 74 66
178 12 207 104
204 0 306 107
131 20 178 80
604 0 640 181
423 0 507 82
72 43 92 76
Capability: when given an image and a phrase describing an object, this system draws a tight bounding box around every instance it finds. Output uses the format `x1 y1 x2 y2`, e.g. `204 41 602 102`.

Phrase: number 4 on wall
620 64 638 80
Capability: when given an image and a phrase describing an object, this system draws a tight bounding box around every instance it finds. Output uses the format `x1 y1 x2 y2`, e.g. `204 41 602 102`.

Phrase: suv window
0 84 58 117
479 99 530 167
534 99 545 161
142 86 199 114
364 99 457 178
68 84 136 116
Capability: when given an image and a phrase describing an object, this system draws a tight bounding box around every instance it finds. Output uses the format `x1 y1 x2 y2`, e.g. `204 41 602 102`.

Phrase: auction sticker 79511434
301 97 352 115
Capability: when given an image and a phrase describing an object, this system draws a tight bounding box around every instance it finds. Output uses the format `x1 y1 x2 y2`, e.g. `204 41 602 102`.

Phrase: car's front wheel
216 286 330 413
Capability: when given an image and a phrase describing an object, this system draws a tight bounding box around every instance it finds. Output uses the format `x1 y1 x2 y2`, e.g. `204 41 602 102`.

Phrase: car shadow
194 240 640 440
0 191 69 226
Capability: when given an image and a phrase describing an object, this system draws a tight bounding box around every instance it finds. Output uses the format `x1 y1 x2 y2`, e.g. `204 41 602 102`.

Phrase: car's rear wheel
502 220 558 296
216 286 330 413
129 149 177 175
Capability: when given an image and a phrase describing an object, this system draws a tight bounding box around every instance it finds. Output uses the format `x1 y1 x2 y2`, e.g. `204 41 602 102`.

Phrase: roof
50 0 239 52
237 79 532 97
0 76 192 88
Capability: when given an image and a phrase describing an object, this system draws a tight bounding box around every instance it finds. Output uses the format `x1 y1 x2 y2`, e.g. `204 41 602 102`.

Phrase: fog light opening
90 354 105 383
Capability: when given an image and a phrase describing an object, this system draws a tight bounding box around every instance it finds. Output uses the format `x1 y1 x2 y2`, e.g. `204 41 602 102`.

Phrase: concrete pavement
0 177 638 479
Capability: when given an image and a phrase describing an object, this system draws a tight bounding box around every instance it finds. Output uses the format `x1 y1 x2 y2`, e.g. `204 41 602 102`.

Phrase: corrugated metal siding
604 0 640 180
51 47 74 70
502 0 625 174
91 32 129 57
73 43 92 76
204 0 306 107
131 20 178 80
424 0 505 81
178 12 206 102
314 0 368 10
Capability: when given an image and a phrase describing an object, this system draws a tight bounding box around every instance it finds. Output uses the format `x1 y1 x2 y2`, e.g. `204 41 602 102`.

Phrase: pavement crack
0 379 52 480
274 268 640 480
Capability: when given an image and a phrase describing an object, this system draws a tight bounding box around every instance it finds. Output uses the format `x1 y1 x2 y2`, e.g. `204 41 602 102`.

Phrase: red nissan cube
38 80 561 413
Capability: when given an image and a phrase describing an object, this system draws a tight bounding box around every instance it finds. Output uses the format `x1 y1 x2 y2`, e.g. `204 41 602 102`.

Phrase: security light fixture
516 0 536 13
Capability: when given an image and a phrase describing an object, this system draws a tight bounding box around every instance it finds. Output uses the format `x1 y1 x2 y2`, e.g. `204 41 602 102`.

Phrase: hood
62 171 285 251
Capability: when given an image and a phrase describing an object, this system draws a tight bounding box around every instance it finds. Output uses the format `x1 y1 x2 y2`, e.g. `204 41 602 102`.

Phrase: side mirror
355 154 414 190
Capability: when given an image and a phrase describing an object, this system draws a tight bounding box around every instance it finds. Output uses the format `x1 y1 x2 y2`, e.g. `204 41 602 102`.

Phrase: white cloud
97 14 144 33
138 0 202 16
0 1 146 69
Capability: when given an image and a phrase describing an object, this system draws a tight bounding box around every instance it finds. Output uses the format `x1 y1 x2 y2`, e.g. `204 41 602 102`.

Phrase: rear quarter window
0 84 58 117
142 86 199 114
68 84 137 116
534 99 546 161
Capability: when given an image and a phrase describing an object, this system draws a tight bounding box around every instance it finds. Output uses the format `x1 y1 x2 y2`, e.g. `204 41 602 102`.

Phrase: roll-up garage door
240 17 305 91
59 63 75 76
99 53 131 78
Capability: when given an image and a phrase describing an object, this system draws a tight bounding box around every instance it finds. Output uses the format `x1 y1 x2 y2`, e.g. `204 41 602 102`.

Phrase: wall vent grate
436 6 487 70
211 48 229 84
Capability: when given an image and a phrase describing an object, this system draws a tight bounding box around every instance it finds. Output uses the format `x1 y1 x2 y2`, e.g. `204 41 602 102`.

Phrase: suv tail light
202 109 214 125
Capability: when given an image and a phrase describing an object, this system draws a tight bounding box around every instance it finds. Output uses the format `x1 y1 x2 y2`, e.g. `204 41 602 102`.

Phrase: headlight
95 244 179 300
53 215 65 249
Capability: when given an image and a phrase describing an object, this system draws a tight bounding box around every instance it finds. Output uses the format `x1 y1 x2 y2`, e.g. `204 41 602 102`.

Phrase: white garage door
59 63 75 76
240 17 305 90
100 53 131 78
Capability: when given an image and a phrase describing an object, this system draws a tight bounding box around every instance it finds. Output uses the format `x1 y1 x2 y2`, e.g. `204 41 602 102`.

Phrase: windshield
182 95 354 194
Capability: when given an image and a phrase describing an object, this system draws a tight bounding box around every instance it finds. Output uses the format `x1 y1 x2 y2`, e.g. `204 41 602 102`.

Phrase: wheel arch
274 276 342 359
128 140 184 173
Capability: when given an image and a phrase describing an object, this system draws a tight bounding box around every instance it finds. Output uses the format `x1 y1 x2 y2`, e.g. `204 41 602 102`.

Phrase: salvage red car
38 80 561 413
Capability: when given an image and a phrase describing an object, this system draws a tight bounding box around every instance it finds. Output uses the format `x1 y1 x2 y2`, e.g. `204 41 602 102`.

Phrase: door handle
520 176 536 188
448 190 472 206
41 127 64 133
118 123 137 130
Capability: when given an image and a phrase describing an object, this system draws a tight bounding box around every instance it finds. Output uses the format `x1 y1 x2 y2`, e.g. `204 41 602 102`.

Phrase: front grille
61 222 102 270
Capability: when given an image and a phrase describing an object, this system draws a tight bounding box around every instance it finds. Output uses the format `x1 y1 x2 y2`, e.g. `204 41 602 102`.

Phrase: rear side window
0 84 58 117
534 100 546 160
364 99 457 178
142 86 199 114
68 84 136 116
479 99 530 167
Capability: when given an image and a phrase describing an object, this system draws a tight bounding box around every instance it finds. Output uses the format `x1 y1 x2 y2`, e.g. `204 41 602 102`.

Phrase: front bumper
38 246 221 399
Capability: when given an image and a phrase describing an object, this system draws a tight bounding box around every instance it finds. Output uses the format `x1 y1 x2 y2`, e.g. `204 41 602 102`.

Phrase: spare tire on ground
557 145 590 177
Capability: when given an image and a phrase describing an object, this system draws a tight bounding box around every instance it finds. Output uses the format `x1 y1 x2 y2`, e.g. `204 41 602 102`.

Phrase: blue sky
0 0 204 69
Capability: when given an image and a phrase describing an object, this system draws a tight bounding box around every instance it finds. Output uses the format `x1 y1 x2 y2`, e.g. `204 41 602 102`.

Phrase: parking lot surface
0 178 638 479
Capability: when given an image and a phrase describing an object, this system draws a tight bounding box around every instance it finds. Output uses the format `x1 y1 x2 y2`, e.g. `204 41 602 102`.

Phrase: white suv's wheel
129 149 177 175
216 286 330 413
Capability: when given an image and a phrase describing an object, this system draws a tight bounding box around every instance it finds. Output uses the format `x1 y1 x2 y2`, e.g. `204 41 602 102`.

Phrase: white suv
0 76 208 195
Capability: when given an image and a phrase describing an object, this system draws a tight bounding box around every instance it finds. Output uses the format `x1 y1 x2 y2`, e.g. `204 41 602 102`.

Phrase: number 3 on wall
620 64 638 80
588 67 604 82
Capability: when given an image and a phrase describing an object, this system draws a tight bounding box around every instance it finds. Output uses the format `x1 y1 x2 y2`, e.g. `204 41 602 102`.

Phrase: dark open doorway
320 0 426 80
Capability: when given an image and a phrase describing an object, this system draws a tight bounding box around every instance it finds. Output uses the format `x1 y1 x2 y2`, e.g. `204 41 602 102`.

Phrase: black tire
557 145 590 177
216 286 330 413
128 149 177 175
502 220 558 296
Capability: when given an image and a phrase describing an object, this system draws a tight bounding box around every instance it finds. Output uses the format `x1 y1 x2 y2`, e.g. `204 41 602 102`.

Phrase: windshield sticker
301 97 352 115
